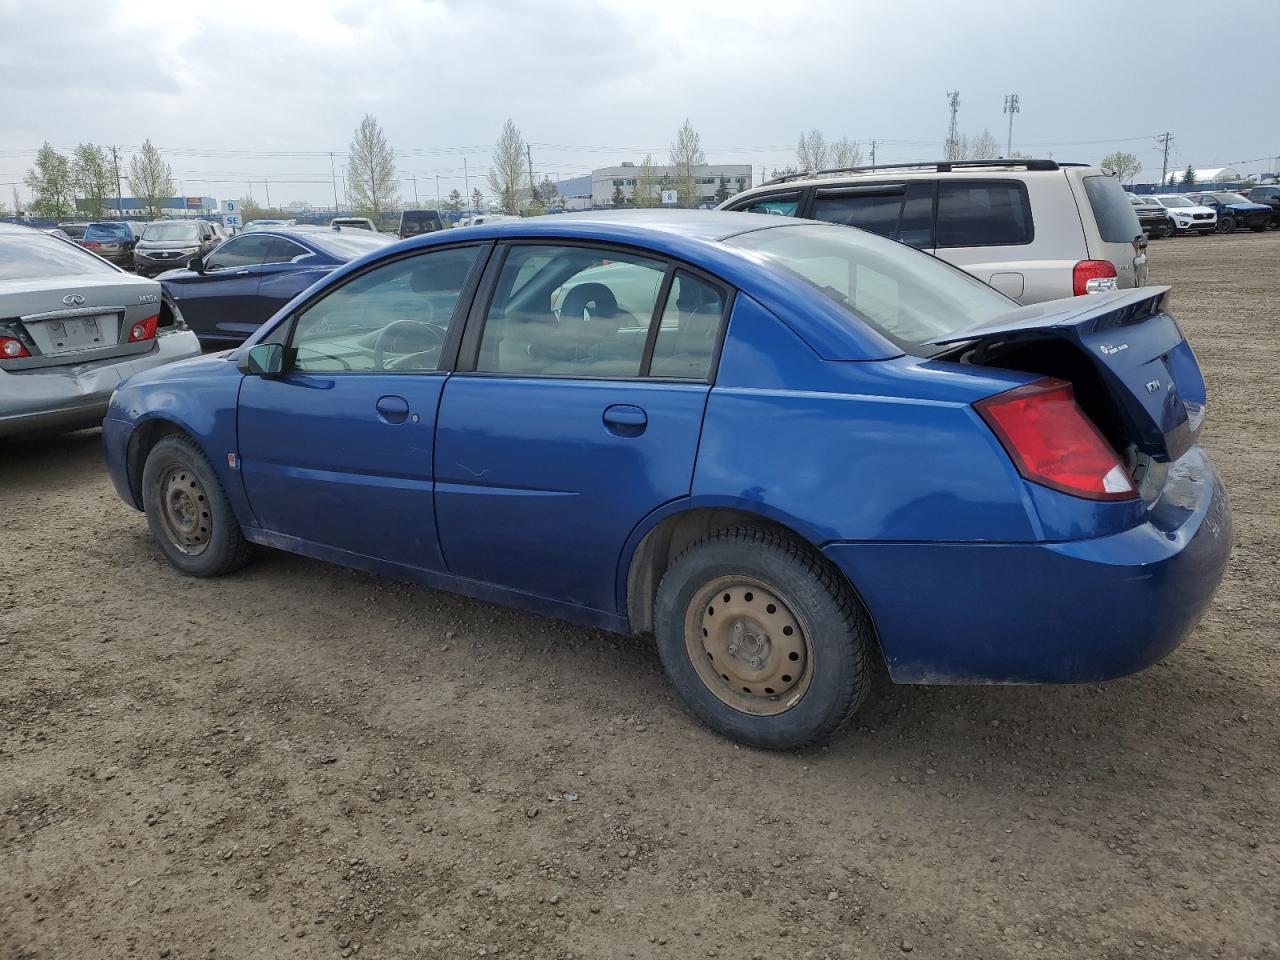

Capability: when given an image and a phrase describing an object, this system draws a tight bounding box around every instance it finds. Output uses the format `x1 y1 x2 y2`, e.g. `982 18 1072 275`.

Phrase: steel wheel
157 465 212 556
1217 217 1234 234
684 575 813 716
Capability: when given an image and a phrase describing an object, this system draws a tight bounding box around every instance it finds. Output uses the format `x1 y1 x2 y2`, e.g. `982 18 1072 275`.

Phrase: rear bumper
0 331 202 438
822 445 1231 684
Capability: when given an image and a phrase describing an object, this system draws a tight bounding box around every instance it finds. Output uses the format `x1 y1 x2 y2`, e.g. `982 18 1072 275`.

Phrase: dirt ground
2 233 1278 960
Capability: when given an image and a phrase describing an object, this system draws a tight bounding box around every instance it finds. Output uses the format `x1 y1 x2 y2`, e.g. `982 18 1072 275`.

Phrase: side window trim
637 266 676 377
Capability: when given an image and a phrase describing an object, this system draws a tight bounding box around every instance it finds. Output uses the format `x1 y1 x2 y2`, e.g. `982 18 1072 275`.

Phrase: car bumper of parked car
0 330 203 438
134 253 197 276
822 445 1231 685
1172 217 1215 231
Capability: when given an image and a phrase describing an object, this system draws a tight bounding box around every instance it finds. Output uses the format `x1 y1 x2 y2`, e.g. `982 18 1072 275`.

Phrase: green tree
714 175 731 204
611 183 626 208
470 188 485 214
769 164 799 180
538 175 562 211
488 119 527 215
23 142 75 218
444 188 463 214
1182 165 1197 187
128 140 174 219
633 154 659 208
347 114 398 222
72 143 116 220
1101 151 1142 183
669 119 705 207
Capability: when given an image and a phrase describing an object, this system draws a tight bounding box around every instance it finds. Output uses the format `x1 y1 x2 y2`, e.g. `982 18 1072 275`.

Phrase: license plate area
31 312 121 355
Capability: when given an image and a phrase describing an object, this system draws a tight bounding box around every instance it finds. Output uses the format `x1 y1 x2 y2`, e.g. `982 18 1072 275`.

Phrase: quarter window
648 272 724 380
935 180 1033 248
290 246 482 373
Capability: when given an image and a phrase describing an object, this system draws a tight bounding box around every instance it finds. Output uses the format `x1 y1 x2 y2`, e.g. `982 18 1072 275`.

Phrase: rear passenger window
649 272 725 380
734 193 800 217
811 189 905 237
935 181 1032 248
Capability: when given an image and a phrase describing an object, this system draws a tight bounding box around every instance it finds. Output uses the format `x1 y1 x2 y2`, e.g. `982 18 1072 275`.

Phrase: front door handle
376 395 411 424
603 403 647 437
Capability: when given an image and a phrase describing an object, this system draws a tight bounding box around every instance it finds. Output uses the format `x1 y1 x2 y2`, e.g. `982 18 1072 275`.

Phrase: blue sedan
103 211 1231 749
159 227 392 347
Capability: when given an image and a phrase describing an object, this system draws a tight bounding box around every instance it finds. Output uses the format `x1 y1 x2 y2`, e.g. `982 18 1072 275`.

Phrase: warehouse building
591 163 752 207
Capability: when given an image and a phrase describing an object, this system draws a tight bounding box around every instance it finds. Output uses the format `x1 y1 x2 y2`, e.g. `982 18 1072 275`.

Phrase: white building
592 163 753 207
1163 167 1242 186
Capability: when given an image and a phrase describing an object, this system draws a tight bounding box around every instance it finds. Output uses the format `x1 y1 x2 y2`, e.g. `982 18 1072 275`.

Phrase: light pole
1003 93 1020 157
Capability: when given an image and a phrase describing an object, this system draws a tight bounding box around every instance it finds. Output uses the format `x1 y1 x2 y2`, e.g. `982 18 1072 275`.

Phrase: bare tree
945 133 969 162
829 137 863 168
796 129 829 173
1101 151 1143 183
669 119 706 207
488 119 527 215
968 129 1000 160
24 142 75 218
72 144 116 220
347 114 398 223
128 140 174 219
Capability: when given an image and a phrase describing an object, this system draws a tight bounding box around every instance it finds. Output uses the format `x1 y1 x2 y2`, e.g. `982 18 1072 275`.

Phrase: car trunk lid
932 286 1204 464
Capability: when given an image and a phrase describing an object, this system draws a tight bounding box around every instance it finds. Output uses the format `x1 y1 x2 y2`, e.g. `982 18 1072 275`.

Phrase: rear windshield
143 222 200 242
306 231 394 259
0 232 117 281
84 222 134 241
723 223 1013 352
1213 193 1249 204
1083 175 1142 243
401 212 441 231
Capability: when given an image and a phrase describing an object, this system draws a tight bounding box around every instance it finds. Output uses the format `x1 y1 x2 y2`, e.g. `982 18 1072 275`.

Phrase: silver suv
718 159 1147 304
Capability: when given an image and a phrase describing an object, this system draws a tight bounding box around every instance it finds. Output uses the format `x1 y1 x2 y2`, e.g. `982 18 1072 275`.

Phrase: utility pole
435 175 441 211
526 144 536 207
1003 93 1020 156
110 146 122 218
463 158 470 209
329 152 339 214
946 90 960 159
870 141 877 170
264 179 271 209
411 175 420 205
1156 132 1175 189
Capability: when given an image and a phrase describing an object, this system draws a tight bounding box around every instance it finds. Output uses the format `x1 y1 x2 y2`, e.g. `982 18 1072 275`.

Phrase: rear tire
141 434 251 577
653 527 873 750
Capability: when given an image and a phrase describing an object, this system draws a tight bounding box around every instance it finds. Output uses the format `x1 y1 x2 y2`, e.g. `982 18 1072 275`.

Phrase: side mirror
239 342 284 378
189 255 205 274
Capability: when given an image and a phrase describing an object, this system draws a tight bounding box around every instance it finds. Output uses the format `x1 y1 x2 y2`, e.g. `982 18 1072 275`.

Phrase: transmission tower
1003 93 1020 156
946 91 960 159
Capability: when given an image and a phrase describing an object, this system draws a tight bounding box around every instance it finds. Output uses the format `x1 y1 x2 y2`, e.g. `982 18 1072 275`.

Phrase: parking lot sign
661 189 678 205
223 199 239 214
224 214 242 228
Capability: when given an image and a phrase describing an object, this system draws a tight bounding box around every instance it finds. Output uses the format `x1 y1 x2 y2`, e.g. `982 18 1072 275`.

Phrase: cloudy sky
1 0 1273 209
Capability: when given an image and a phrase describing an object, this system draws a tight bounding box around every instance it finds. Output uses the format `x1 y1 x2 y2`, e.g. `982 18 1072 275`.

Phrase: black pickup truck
1127 194 1175 239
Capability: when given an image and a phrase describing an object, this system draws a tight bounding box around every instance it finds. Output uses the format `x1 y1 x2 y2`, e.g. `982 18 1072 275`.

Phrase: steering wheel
294 345 352 370
373 320 445 370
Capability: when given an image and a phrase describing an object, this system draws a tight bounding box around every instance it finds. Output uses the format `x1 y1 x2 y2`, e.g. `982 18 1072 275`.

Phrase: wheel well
625 509 828 634
125 420 189 509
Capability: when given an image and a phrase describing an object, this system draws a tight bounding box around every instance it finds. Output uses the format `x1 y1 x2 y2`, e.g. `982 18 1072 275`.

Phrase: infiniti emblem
62 294 85 306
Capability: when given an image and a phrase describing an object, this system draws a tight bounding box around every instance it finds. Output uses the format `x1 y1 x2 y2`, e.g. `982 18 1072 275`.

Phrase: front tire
1217 217 1235 234
141 434 251 577
653 527 873 750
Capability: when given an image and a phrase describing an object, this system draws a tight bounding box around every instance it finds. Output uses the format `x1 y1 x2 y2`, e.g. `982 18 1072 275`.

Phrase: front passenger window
290 246 482 373
206 235 271 271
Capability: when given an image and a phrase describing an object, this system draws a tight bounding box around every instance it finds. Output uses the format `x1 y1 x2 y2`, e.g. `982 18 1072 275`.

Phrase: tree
488 119 527 215
347 114 398 222
830 137 863 168
444 189 463 214
769 164 799 180
633 154 659 208
611 183 626 208
968 129 1000 160
240 194 263 219
128 140 174 219
796 129 828 173
1182 165 1197 187
470 188 485 213
945 133 969 163
0 197 8 217
24 142 75 218
1101 151 1142 183
714 175 732 204
72 143 116 220
669 119 706 207
538 175 562 211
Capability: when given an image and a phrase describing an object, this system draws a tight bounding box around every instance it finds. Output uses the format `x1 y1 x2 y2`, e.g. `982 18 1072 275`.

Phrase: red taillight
1072 259 1118 296
128 314 159 343
82 240 102 249
975 377 1137 501
0 336 31 358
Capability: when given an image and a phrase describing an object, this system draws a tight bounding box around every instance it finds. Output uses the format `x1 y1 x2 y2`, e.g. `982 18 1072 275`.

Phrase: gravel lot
2 233 1277 960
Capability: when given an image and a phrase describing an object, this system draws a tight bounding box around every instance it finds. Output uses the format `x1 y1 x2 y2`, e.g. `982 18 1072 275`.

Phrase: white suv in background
718 159 1147 304
1149 195 1218 236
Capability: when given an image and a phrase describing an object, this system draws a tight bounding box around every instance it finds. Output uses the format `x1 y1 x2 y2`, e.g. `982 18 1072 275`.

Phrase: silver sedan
0 223 202 437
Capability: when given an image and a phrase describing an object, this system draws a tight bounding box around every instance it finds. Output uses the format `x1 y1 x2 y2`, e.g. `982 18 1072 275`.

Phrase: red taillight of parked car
128 314 159 343
975 378 1137 501
1072 259 1118 296
0 336 31 358
81 240 102 250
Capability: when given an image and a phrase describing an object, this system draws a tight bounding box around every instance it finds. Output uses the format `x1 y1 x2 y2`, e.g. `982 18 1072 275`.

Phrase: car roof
434 209 785 243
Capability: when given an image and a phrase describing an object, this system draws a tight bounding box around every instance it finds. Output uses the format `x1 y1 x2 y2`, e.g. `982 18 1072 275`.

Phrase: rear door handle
376 395 411 424
603 403 647 436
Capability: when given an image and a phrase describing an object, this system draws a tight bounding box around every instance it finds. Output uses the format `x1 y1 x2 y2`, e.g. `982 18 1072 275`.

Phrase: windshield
0 232 117 280
723 223 1013 352
1156 196 1193 207
143 222 200 242
306 231 394 259
1213 193 1248 204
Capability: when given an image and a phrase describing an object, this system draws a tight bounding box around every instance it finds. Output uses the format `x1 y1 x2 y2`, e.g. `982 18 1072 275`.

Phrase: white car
1149 196 1217 236
0 223 201 437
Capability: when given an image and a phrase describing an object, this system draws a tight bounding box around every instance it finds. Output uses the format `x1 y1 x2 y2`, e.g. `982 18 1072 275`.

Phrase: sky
1 0 1275 210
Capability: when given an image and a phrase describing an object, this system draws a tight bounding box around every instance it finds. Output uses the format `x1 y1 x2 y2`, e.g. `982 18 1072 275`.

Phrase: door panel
433 377 709 611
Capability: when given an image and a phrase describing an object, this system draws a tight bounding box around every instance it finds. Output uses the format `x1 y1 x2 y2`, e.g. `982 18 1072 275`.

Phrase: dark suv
398 209 444 239
1127 194 1175 239
1184 192 1272 233
1246 185 1280 228
79 221 139 268
133 220 222 277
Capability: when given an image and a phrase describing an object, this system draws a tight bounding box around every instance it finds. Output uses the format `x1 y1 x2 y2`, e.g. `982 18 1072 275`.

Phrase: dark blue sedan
159 227 392 347
103 211 1231 749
